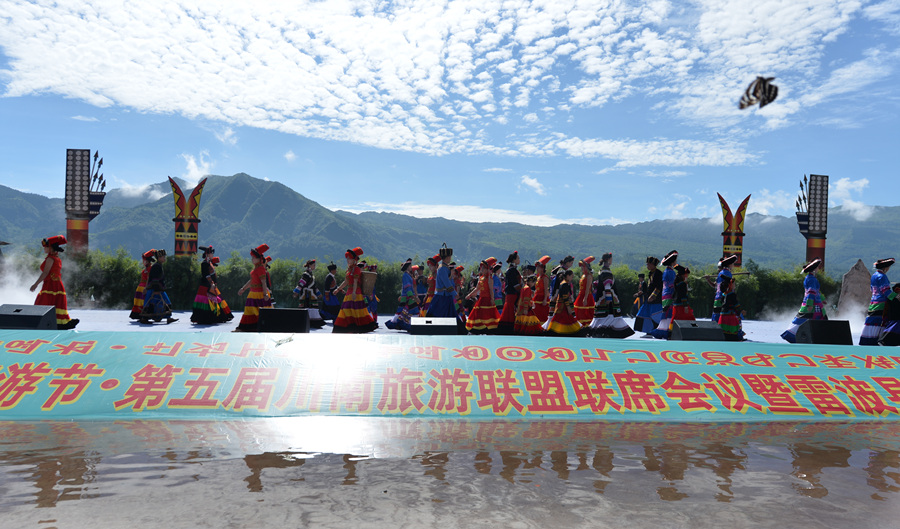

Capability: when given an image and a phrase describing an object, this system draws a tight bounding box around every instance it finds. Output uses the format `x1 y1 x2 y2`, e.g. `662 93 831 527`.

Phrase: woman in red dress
497 251 522 334
574 256 596 326
333 247 378 333
236 244 272 332
30 235 78 330
129 249 155 320
514 269 543 335
532 255 551 324
465 257 501 334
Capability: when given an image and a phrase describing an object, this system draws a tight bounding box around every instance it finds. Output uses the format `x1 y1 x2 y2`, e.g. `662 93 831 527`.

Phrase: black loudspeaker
0 304 56 330
796 319 852 345
670 319 725 341
410 317 458 335
258 308 310 333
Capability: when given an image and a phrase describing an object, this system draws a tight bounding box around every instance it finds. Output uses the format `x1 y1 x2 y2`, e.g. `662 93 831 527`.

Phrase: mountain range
2 173 895 277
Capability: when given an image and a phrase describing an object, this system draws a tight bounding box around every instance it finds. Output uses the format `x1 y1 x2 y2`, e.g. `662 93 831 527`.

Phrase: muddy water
1 419 899 528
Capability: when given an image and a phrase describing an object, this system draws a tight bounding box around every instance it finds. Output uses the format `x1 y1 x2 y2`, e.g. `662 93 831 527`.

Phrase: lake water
1 311 896 528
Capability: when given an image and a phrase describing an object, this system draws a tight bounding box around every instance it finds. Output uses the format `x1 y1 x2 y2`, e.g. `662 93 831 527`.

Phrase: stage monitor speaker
796 319 852 345
258 308 310 333
0 304 56 330
410 317 458 335
670 319 725 341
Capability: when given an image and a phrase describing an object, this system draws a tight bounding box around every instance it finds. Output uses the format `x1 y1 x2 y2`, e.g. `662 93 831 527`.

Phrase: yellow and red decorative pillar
795 174 828 271
168 177 207 257
717 193 750 267
64 149 105 255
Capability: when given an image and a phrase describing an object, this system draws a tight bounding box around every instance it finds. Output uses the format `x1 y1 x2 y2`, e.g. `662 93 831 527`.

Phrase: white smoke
0 252 44 305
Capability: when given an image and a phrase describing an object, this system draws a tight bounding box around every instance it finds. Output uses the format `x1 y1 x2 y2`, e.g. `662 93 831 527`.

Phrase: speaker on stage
258 308 310 333
670 319 725 341
796 319 852 345
410 317 459 335
0 304 56 330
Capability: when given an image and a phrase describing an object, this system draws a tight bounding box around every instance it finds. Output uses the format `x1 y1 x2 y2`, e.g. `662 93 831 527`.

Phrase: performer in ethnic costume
332 247 378 333
718 276 744 341
632 273 647 317
497 251 522 334
589 252 634 338
293 259 325 328
574 256 595 326
649 251 678 339
492 262 504 312
321 262 341 321
514 269 543 335
422 255 439 315
30 235 79 330
386 258 419 331
634 256 663 334
550 256 575 300
878 282 900 346
532 255 552 324
781 259 827 343
142 249 177 324
191 245 234 324
427 245 458 318
236 245 272 331
466 257 501 334
545 269 583 336
710 255 736 323
130 249 155 320
359 260 379 322
668 265 696 334
860 258 895 345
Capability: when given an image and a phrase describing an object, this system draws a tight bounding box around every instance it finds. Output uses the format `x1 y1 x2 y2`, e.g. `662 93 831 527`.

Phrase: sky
1 0 898 227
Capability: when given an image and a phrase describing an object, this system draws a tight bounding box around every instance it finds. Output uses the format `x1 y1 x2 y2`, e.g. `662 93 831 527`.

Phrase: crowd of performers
25 234 900 345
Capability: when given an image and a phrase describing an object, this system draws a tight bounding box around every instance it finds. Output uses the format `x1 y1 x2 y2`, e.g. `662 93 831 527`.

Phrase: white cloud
830 177 874 220
180 151 212 188
329 201 630 226
747 188 795 215
215 127 237 146
117 183 168 201
519 175 546 195
284 150 297 162
71 115 98 122
483 167 512 173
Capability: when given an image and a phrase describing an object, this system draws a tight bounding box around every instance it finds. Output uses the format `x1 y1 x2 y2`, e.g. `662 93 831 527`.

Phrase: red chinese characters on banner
143 342 184 357
474 369 525 415
47 340 98 356
0 362 52 410
114 364 185 411
522 370 575 414
829 375 899 417
427 368 474 415
660 371 714 412
4 339 51 355
221 368 279 411
564 370 622 414
41 363 104 411
168 367 229 409
741 374 811 415
613 370 669 414
330 373 374 413
377 367 426 414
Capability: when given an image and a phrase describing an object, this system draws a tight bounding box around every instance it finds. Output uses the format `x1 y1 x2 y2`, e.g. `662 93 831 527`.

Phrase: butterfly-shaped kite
739 76 778 109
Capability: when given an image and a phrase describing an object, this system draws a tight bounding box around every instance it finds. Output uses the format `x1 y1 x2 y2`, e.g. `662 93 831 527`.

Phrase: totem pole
795 174 828 270
168 177 207 257
64 149 106 255
717 193 751 267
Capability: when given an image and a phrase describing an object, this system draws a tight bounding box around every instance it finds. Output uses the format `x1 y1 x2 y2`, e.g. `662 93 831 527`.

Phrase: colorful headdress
345 247 364 259
427 255 439 265
803 259 821 274
524 264 536 274
210 256 220 266
454 265 465 274
675 265 690 276
42 235 67 251
155 249 167 259
142 249 156 261
401 258 413 272
561 255 575 265
304 259 316 268
507 251 519 264
199 245 215 258
719 254 738 268
581 256 595 265
483 257 498 269
646 256 660 266
875 258 896 270
251 244 269 258
327 262 338 272
537 255 551 267
439 243 453 259
662 250 679 266
601 252 613 263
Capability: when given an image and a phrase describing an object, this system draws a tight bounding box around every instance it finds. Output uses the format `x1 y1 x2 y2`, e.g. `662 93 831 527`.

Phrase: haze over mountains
2 173 895 276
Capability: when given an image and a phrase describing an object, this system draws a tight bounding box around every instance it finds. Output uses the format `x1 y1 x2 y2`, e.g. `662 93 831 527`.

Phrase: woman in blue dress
649 250 678 339
781 259 827 343
860 258 895 345
634 256 663 334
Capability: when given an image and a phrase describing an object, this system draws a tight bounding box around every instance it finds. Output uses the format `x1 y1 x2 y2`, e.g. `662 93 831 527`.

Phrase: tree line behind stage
6 248 841 319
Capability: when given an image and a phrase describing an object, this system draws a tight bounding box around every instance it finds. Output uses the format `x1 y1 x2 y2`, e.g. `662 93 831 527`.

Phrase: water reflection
2 419 900 510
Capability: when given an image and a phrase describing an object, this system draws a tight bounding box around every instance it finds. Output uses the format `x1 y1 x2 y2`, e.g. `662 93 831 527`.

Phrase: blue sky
1 0 898 226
